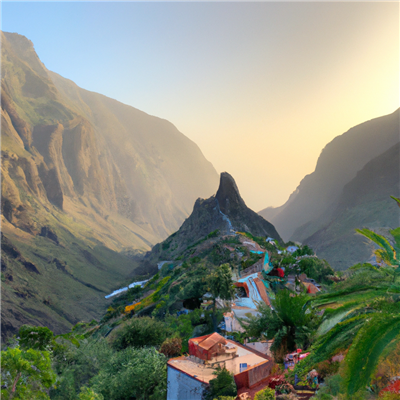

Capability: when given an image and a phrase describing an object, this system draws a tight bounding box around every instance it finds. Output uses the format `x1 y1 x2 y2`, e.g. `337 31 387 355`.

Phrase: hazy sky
2 2 399 211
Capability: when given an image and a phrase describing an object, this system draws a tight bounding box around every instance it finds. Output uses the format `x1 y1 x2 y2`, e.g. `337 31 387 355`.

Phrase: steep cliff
302 143 400 270
259 109 399 242
1 31 218 339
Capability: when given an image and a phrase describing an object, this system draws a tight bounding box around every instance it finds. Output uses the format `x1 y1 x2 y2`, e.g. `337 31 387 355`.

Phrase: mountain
148 172 282 262
1 31 218 340
302 142 400 270
259 109 399 242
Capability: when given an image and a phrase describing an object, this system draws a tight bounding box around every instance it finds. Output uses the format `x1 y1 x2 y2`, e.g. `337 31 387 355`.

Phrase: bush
159 337 182 357
254 386 275 400
205 367 237 400
78 387 104 400
316 360 339 378
318 395 333 400
213 397 236 400
315 374 342 397
112 317 170 350
380 393 400 400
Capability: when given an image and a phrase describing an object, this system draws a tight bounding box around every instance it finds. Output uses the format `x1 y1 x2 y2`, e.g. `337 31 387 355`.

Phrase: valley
1 24 400 400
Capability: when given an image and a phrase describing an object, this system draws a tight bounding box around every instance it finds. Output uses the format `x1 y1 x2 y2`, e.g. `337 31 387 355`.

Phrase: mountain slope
148 172 282 262
302 142 400 270
259 109 399 241
1 31 218 339
48 71 219 237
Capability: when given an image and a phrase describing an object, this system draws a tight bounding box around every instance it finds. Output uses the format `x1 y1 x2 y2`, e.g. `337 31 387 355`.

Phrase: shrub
316 360 339 378
315 374 342 397
205 367 237 400
112 317 170 350
78 387 104 400
159 337 182 357
254 386 275 400
213 397 236 400
380 393 400 400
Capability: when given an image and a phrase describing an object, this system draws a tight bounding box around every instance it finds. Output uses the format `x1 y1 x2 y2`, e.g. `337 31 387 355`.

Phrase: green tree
112 316 170 350
356 227 400 281
205 366 237 400
1 347 56 399
208 263 235 330
50 338 113 399
297 257 335 284
90 347 167 400
18 325 54 351
292 245 314 257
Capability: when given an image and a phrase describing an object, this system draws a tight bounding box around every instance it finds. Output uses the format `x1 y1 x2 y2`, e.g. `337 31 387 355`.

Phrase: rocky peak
149 172 283 260
215 172 246 214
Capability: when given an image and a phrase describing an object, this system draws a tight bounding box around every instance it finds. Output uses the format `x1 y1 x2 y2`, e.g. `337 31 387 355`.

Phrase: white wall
167 366 208 400
245 341 272 357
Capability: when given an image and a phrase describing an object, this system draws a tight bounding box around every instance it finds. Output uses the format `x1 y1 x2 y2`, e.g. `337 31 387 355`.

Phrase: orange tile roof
302 282 319 294
198 332 227 350
253 277 271 307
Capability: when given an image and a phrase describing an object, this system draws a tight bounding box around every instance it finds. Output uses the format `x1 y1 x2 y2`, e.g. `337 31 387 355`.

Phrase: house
244 340 274 357
286 246 298 254
298 273 320 293
167 333 274 400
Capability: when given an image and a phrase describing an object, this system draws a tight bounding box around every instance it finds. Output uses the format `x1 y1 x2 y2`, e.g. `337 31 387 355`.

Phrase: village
161 235 322 400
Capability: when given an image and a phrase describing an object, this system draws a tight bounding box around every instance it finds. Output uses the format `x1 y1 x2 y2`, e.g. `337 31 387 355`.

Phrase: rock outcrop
149 172 282 261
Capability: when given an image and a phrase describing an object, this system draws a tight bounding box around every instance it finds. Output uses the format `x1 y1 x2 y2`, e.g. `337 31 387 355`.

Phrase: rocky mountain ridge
302 142 400 270
259 109 400 248
259 109 399 243
148 172 282 262
1 31 218 339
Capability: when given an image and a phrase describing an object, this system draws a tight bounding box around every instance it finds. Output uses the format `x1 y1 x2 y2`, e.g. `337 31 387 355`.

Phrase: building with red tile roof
167 333 274 400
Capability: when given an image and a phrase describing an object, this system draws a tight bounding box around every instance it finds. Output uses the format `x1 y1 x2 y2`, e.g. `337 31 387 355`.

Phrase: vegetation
254 387 276 400
245 290 321 360
112 317 170 350
205 367 237 400
3 198 400 399
208 263 236 329
1 346 56 399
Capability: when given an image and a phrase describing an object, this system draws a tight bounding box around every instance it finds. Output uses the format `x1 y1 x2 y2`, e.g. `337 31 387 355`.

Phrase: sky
1 2 399 211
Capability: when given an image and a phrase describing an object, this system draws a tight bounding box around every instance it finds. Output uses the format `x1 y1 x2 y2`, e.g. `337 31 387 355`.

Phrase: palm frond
355 228 395 263
343 314 400 395
390 196 400 208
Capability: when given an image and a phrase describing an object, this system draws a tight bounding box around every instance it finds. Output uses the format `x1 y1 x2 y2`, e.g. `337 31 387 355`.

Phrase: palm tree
244 290 320 361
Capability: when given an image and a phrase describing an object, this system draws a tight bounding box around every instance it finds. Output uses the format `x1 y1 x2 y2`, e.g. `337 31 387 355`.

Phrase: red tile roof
197 332 227 350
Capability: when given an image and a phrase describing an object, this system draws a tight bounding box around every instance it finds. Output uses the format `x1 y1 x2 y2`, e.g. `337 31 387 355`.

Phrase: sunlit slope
1 31 218 339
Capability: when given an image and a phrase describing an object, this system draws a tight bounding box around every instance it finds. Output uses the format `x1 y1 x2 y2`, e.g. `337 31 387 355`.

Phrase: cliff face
302 143 400 270
259 109 399 242
1 31 218 239
1 31 218 339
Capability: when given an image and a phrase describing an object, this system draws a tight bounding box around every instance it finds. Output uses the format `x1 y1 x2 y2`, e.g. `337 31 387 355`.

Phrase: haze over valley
1 3 400 400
